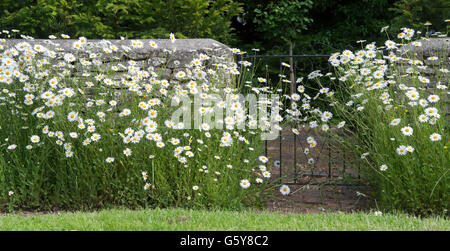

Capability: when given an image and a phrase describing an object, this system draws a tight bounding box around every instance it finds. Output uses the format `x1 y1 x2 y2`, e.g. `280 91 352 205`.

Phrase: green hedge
0 0 242 44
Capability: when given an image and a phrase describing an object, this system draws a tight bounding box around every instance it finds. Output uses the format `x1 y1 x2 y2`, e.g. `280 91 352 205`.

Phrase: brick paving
265 126 370 212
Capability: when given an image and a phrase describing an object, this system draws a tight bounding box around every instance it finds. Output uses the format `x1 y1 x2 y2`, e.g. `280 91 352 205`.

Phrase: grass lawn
0 208 448 231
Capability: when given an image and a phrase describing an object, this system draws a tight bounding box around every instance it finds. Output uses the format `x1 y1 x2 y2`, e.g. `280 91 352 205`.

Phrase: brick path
264 126 370 212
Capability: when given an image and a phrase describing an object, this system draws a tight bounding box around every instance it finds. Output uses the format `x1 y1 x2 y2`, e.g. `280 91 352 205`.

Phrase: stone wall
398 37 449 87
3 38 234 83
398 37 449 118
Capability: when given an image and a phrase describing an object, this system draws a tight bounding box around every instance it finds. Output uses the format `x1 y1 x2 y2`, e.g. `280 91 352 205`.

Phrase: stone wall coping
2 38 231 53
399 37 450 57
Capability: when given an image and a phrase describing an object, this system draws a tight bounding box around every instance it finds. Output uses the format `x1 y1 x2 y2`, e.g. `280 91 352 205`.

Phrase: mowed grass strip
0 208 448 231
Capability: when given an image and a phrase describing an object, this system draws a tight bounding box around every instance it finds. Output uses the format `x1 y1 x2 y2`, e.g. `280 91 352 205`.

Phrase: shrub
0 34 276 211
390 0 450 32
0 0 243 44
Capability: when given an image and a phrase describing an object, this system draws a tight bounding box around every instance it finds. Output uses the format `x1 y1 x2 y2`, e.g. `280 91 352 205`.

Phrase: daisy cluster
300 27 448 213
0 32 280 207
322 27 446 160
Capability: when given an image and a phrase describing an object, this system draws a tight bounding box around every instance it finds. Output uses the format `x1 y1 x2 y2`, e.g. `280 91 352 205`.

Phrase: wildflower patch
0 34 275 211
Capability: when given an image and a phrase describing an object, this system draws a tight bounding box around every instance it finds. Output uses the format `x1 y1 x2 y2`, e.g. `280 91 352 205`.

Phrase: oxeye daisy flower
258 155 268 163
64 53 76 62
385 40 396 49
428 116 438 124
144 183 151 190
406 90 419 100
240 179 250 189
141 171 148 181
418 114 429 123
419 99 428 107
361 152 370 159
123 148 132 157
427 95 439 103
169 33 176 43
430 133 441 141
418 76 430 84
257 77 267 83
33 44 45 52
321 111 333 122
87 126 96 133
262 171 271 178
396 145 407 155
175 71 185 79
280 185 290 195
192 185 199 191
65 151 74 158
390 118 401 126
373 70 384 79
274 115 283 122
149 40 158 48
91 133 101 141
201 123 210 131
374 211 383 216
30 135 40 143
380 164 388 171
401 126 413 136
406 146 415 153
67 112 78 122
106 157 114 163
424 107 438 117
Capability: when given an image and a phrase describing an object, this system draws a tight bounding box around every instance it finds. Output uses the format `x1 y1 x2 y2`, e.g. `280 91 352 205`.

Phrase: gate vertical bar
279 57 283 184
342 149 346 179
328 134 331 179
293 57 297 184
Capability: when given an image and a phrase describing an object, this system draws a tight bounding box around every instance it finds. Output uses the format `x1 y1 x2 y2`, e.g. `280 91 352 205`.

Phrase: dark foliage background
0 0 448 54
234 0 449 54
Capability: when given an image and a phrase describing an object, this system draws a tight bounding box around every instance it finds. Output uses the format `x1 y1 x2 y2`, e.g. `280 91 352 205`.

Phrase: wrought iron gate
237 53 363 187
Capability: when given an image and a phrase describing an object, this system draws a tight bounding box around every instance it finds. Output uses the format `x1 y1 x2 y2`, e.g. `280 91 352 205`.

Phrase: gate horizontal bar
280 182 366 187
241 54 329 58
